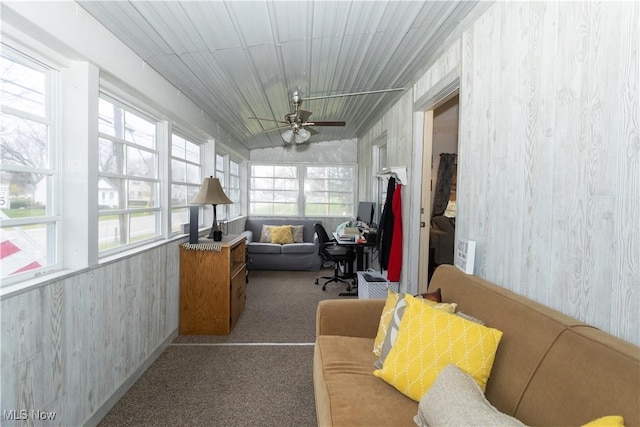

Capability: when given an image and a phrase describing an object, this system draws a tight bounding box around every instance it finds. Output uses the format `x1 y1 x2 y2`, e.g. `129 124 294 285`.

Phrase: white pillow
414 364 525 427
259 224 272 243
444 199 456 218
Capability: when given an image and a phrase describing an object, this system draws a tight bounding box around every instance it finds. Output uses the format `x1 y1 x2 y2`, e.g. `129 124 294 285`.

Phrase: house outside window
97 95 160 254
0 47 60 284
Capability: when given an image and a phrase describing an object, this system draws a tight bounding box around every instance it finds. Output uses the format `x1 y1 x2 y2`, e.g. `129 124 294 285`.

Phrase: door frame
409 71 460 294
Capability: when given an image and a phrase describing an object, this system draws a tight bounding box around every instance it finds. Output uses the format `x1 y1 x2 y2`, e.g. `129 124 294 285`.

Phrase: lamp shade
190 177 232 205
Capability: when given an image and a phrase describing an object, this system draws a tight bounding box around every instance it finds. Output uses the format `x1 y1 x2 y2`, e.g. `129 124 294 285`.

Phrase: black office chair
314 223 356 294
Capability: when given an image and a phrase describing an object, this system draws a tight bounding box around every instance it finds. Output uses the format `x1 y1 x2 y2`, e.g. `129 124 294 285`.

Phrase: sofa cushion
414 364 525 427
246 243 282 254
374 293 457 369
246 219 318 243
373 290 401 356
281 242 315 254
514 326 640 427
259 224 272 242
373 294 502 401
269 225 294 244
581 416 625 427
314 335 418 427
285 224 304 243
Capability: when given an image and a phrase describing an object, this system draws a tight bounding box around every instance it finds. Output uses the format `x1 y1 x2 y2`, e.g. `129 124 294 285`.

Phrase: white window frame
215 151 242 220
228 158 241 218
304 165 356 217
170 131 202 234
248 162 356 217
0 45 62 286
97 93 162 256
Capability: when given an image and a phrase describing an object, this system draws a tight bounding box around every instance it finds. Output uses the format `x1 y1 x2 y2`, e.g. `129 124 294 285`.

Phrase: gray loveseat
241 218 322 271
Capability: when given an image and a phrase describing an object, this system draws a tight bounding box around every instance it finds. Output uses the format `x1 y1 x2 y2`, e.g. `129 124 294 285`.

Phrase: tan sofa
313 265 640 426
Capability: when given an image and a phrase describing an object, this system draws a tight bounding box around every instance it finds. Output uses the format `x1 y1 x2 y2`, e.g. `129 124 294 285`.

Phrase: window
249 163 356 217
228 159 240 218
170 133 201 234
97 95 160 253
249 164 298 215
305 166 354 216
1 48 60 284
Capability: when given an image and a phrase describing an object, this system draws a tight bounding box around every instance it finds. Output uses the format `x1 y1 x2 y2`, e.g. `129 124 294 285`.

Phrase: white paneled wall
1 241 182 426
360 1 639 346
458 1 639 345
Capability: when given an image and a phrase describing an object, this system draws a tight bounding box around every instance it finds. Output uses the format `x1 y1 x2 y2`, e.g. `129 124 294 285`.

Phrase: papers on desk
337 235 356 242
342 227 360 236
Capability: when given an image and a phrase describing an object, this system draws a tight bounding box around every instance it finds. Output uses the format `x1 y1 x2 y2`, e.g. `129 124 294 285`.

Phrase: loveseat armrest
316 299 385 339
241 230 253 243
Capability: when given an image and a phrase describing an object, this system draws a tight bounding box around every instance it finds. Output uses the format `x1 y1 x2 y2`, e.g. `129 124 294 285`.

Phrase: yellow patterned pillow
373 294 503 401
373 290 401 356
269 225 293 244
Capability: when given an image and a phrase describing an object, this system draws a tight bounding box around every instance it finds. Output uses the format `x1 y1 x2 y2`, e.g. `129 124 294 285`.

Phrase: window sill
1 235 189 300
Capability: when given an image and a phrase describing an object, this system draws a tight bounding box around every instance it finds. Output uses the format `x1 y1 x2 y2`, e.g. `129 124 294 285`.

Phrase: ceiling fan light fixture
281 127 311 144
296 128 311 143
281 129 294 144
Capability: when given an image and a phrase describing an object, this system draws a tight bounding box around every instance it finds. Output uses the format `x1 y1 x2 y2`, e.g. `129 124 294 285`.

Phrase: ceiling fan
249 91 346 144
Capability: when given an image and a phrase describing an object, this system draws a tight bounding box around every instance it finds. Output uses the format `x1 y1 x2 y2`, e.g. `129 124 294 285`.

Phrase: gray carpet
98 268 355 426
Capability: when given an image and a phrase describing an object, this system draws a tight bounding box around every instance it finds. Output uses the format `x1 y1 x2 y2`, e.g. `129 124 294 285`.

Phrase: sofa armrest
241 230 253 243
316 299 385 339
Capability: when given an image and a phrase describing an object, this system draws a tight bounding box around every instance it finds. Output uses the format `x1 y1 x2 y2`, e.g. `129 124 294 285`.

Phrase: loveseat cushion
281 242 316 254
314 335 417 427
246 243 282 254
269 225 294 244
373 294 502 401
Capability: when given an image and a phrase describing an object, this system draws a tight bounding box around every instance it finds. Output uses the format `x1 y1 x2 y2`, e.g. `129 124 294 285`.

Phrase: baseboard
84 328 179 426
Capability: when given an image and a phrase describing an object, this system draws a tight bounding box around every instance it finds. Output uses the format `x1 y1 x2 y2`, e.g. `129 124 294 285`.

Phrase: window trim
169 130 203 235
248 162 357 218
1 46 62 287
97 93 163 257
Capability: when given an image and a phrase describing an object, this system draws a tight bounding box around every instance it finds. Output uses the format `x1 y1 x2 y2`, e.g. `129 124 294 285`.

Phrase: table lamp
190 176 233 241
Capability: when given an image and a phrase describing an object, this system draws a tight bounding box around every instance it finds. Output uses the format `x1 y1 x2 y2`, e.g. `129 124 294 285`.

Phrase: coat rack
376 166 407 185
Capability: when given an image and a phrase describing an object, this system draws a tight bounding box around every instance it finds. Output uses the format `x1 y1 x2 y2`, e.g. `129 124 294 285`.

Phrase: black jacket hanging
378 176 396 271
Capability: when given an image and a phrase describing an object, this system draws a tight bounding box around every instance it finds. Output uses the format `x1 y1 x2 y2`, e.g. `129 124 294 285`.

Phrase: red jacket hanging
387 184 402 281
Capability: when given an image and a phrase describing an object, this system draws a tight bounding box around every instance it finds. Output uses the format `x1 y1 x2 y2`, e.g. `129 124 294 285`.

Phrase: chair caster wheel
315 279 319 285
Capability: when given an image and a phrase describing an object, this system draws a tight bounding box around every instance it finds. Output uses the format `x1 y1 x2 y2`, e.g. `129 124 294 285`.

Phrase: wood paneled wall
360 1 638 346
1 240 182 426
457 1 639 344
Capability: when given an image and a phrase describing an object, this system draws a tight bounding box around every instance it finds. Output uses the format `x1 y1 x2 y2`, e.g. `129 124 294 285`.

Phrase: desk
333 232 376 272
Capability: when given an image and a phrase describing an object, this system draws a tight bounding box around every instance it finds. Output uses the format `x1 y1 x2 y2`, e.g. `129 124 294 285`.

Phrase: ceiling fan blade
248 116 287 125
262 125 291 133
298 109 312 122
304 121 346 127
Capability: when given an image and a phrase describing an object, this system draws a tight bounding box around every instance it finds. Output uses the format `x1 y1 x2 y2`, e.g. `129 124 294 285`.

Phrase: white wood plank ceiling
77 1 489 150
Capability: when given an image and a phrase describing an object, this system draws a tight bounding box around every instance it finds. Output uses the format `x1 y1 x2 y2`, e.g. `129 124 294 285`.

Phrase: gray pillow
289 225 304 243
414 364 526 427
374 293 408 369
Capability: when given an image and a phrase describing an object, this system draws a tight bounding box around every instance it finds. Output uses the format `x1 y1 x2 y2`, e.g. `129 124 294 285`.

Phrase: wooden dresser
179 235 247 335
